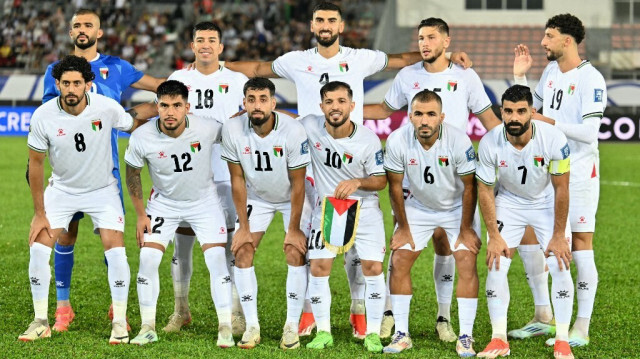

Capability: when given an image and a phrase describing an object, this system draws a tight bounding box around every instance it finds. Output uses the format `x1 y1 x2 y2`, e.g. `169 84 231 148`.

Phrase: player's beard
74 34 97 50
161 117 185 131
423 46 444 64
249 111 272 127
416 125 438 139
315 32 339 47
545 48 561 61
326 111 349 128
63 94 81 107
505 119 531 137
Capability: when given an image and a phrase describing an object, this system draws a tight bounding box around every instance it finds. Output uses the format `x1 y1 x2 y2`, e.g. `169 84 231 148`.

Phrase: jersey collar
155 115 190 134
248 112 279 132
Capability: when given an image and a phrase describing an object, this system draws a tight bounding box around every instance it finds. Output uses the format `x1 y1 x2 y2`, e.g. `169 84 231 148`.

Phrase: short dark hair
320 81 353 100
546 13 585 44
71 8 100 26
192 21 223 41
418 17 449 36
411 90 442 110
312 1 342 18
157 80 189 101
243 77 276 96
502 85 533 106
52 55 95 82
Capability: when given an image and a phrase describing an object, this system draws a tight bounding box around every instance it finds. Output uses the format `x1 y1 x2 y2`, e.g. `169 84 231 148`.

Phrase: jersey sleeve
383 73 408 111
220 121 240 164
27 113 48 153
42 64 59 103
271 52 295 80
475 135 496 185
548 130 571 175
111 101 134 131
533 65 550 110
580 73 607 121
360 49 389 77
383 131 405 174
467 70 493 115
287 122 311 170
123 132 145 169
118 58 144 88
209 120 223 144
363 134 386 176
453 133 476 176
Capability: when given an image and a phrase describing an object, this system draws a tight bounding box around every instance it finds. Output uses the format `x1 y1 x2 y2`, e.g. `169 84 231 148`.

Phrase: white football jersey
385 122 476 211
168 66 248 182
124 115 222 204
300 114 385 203
28 93 133 194
221 112 310 203
272 46 388 123
534 60 606 182
384 61 492 131
476 121 571 209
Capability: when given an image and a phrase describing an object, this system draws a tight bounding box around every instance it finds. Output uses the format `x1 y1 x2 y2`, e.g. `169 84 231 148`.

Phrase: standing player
41 8 163 332
225 1 470 337
383 90 480 356
20 55 147 343
301 81 387 353
221 78 310 349
512 14 606 347
162 21 249 335
475 85 574 359
364 17 501 340
125 81 234 347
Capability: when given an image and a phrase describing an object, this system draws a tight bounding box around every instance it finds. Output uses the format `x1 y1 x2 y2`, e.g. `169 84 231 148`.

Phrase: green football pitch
0 137 637 358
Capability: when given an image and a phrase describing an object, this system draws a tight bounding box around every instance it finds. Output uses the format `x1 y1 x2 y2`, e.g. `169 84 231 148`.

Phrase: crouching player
476 85 574 359
124 80 234 347
383 90 481 356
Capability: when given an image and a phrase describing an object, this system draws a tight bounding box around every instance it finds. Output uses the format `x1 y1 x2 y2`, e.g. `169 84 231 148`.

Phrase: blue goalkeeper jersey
42 54 144 176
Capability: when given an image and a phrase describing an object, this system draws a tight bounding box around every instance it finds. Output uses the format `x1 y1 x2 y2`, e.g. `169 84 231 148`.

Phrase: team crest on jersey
339 62 349 72
219 84 229 93
301 139 309 154
342 152 353 164
408 158 418 166
447 80 458 92
375 150 384 165
273 145 284 157
190 141 201 153
499 160 508 167
547 80 553 88
100 67 108 80
438 156 449 167
568 83 576 95
91 120 102 131
594 89 603 102
243 146 251 154
533 155 545 167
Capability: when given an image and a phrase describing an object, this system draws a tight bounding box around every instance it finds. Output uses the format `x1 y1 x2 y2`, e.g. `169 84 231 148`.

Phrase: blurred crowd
0 0 382 75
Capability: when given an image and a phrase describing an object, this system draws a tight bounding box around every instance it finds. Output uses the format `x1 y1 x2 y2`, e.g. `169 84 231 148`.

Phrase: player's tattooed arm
126 102 158 132
125 165 146 215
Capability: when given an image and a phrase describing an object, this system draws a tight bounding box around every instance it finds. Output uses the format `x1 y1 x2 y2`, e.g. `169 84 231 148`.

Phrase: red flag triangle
327 197 358 215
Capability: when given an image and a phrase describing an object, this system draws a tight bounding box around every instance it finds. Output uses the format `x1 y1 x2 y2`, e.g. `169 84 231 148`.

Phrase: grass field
1 137 638 358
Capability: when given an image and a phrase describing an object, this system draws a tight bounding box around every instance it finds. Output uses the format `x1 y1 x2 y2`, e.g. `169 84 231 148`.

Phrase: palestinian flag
438 156 449 167
190 141 201 153
339 62 349 72
568 83 575 95
91 120 102 131
100 67 108 80
321 196 361 254
219 84 229 93
342 152 353 164
273 145 283 157
534 155 544 167
447 80 457 91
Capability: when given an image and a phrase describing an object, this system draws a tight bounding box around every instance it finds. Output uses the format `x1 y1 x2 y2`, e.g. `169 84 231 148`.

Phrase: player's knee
571 233 593 251
234 245 254 268
360 260 382 276
454 251 477 276
284 246 305 266
58 226 79 246
390 251 413 275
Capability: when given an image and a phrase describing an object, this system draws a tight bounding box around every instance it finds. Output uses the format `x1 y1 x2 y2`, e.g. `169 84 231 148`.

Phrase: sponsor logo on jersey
342 152 353 164
413 82 420 89
533 155 545 167
219 84 229 93
339 62 349 72
499 160 508 167
438 156 449 167
547 80 553 88
91 120 102 131
57 128 66 136
243 146 251 154
301 139 309 154
375 150 383 165
408 158 418 165
158 151 167 159
466 146 476 162
447 80 458 92
578 216 587 224
219 227 226 234
568 83 576 95
594 88 603 102
190 141 201 153
118 216 123 224
273 145 283 157
314 142 322 150
306 65 313 72
100 67 108 80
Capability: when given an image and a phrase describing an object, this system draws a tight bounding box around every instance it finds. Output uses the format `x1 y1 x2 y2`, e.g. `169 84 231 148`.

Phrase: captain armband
549 158 570 175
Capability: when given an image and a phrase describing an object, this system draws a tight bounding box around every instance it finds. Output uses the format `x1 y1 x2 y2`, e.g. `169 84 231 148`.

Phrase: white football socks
547 256 574 341
518 244 553 322
285 265 307 325
309 275 331 333
384 253 393 312
344 248 366 307
171 233 195 314
30 243 52 321
391 294 412 334
104 247 130 324
137 247 163 328
573 250 597 337
458 297 478 337
434 254 455 320
486 256 511 341
364 273 386 335
204 246 232 326
234 266 259 328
